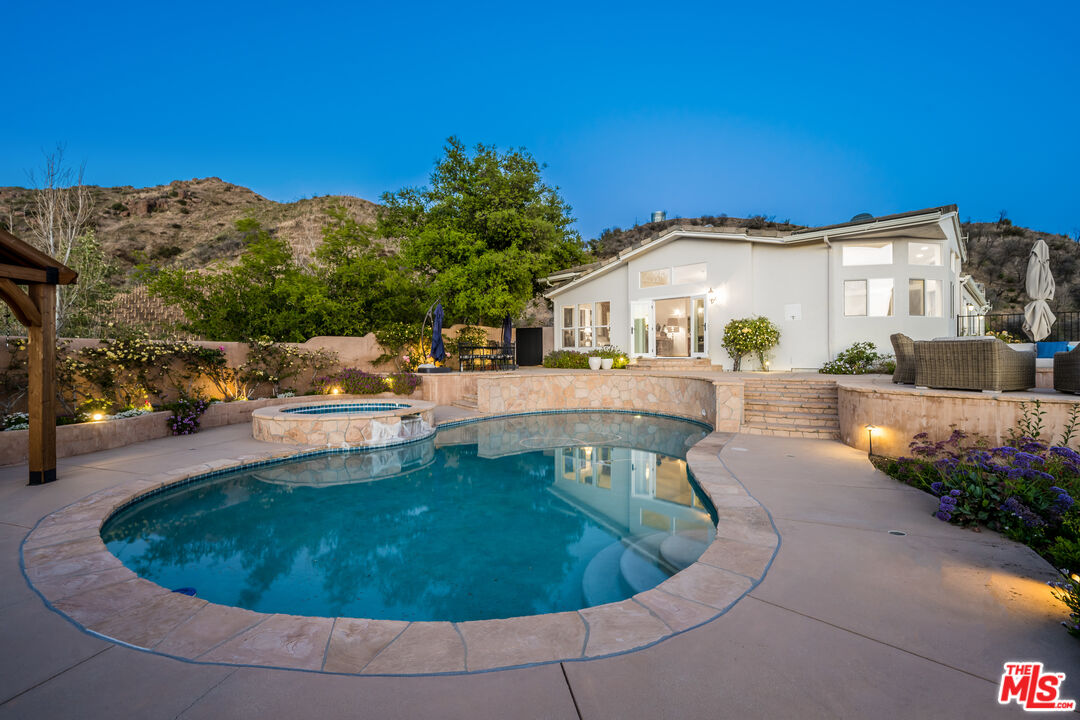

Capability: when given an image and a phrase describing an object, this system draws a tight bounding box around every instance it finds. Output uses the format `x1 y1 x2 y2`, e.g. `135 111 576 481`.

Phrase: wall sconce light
865 424 879 456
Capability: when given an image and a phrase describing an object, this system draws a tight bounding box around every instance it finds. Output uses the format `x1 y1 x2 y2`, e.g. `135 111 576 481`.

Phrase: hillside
0 177 379 275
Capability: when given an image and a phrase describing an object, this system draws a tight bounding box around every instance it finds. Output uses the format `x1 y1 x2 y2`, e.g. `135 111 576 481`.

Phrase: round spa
251 398 436 448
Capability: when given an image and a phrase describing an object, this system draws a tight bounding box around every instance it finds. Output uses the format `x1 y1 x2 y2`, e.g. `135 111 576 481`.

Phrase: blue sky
3 1 1078 240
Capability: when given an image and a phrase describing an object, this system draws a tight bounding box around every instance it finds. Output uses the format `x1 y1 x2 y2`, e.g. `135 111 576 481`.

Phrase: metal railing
957 312 1080 342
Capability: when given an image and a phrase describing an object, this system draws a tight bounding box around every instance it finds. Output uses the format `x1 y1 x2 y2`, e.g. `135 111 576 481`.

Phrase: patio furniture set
891 333 1080 394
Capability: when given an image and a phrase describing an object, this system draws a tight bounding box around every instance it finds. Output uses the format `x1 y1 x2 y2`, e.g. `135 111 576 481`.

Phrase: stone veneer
473 372 744 432
251 400 435 447
20 422 776 676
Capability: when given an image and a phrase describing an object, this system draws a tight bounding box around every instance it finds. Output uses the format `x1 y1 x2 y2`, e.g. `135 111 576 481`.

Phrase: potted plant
601 357 614 370
588 355 602 370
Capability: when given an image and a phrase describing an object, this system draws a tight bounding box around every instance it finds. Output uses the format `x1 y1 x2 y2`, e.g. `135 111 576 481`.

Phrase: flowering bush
986 329 1023 344
819 342 895 375
314 368 421 396
1 412 28 431
165 397 209 435
877 415 1080 635
542 350 590 369
721 316 780 371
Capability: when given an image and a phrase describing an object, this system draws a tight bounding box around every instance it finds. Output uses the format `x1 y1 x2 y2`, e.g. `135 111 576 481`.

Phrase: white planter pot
588 357 602 370
601 358 614 370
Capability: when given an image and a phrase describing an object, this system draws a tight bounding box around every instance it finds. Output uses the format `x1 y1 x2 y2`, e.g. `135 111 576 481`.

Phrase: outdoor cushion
1038 342 1070 358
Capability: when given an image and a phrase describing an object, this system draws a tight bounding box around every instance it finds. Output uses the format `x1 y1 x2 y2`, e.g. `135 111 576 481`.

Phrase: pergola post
0 228 76 486
27 281 57 485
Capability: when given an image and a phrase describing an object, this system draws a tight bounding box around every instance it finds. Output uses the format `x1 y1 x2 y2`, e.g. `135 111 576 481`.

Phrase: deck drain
888 530 907 536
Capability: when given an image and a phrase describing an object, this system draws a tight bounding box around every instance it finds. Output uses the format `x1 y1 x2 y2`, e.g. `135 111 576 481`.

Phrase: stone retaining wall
838 381 1080 457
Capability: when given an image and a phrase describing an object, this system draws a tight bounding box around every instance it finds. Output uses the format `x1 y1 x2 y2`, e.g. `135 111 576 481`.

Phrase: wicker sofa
913 337 1035 392
890 333 916 384
1054 345 1080 394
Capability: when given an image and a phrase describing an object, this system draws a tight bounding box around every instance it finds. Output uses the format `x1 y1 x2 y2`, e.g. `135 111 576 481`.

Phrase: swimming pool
101 412 716 622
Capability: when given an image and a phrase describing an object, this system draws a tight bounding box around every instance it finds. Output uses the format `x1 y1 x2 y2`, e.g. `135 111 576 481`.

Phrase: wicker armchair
914 337 1035 392
890 333 916 384
1054 345 1080 394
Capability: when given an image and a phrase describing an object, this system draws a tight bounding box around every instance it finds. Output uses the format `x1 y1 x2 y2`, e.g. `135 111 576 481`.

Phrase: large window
908 242 943 266
909 279 943 317
844 279 894 316
561 302 611 348
842 242 893 266
639 268 670 288
672 262 706 285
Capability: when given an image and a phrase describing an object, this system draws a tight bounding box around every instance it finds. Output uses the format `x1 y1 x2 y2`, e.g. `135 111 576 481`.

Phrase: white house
543 205 969 371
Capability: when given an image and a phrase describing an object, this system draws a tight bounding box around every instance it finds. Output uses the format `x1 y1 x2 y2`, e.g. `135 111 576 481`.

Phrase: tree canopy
379 137 588 325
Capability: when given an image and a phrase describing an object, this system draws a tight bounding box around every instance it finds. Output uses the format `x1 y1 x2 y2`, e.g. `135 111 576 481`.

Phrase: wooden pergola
0 228 77 485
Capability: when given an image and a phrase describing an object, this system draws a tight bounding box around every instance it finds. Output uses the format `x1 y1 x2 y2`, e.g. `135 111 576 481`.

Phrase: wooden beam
0 278 40 327
27 283 57 485
0 228 78 284
0 263 49 283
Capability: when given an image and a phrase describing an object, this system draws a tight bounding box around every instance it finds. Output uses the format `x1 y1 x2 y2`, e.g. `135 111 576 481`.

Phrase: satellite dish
850 212 874 222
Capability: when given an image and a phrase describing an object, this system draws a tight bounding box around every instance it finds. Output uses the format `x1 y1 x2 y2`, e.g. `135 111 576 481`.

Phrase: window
909 279 943 316
560 302 611 348
578 304 593 347
842 242 892 266
639 268 670 288
908 242 943 266
561 307 574 347
672 263 706 285
844 279 894 316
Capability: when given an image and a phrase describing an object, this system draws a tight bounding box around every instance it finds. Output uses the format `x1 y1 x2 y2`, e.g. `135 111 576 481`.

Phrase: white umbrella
1022 239 1056 341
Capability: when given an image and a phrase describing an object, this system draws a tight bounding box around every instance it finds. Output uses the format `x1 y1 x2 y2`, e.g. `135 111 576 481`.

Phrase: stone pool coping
19 416 779 676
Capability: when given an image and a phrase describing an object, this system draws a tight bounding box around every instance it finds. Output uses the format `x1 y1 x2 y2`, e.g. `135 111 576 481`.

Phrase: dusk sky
4 1 1077 240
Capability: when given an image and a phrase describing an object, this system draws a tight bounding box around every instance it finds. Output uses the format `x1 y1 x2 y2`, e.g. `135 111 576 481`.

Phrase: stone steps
452 392 478 411
741 378 840 440
630 358 718 370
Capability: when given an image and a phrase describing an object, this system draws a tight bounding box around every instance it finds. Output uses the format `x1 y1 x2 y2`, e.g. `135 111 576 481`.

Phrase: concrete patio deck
0 414 1077 719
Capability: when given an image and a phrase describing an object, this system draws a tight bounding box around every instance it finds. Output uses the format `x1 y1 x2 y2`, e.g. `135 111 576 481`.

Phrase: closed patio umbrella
1022 239 1056 342
431 302 446 362
502 315 513 348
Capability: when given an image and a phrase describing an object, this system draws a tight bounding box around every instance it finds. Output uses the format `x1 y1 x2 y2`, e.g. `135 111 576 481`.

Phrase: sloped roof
0 228 78 284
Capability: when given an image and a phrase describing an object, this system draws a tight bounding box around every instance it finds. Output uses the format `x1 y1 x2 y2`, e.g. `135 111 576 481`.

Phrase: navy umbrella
502 315 513 348
431 302 446 362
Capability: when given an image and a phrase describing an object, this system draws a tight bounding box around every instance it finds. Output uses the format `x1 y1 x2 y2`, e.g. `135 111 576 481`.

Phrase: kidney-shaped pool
101 412 716 622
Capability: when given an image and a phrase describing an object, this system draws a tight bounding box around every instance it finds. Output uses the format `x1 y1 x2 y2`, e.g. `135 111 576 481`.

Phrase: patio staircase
452 391 478 411
741 378 840 440
629 358 718 371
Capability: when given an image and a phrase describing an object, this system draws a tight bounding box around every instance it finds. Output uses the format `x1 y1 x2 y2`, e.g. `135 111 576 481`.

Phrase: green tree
379 137 588 324
147 218 335 341
315 206 425 334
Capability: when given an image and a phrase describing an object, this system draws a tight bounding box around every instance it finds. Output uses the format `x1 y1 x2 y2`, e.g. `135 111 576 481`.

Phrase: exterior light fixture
331 387 341 395
92 413 104 422
865 424 879 456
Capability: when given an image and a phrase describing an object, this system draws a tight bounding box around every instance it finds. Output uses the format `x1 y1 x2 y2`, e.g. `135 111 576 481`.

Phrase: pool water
102 412 715 622
281 402 410 415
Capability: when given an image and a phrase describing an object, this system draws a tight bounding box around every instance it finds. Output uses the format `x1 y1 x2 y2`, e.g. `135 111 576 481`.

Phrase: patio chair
889 333 915 384
914 337 1035 392
1054 345 1080 394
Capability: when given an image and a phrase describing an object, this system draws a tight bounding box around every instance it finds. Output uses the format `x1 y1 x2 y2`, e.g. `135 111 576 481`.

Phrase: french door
631 296 707 358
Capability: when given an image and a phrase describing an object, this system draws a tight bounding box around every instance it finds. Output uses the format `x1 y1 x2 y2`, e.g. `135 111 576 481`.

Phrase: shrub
819 342 895 375
165 397 209 435
986 329 1023 344
721 317 780 371
314 369 421 396
543 350 590 369
878 415 1080 636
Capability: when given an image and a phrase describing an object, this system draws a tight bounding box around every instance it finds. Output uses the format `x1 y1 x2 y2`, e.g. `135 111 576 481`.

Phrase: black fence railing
957 312 1080 342
458 343 516 372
